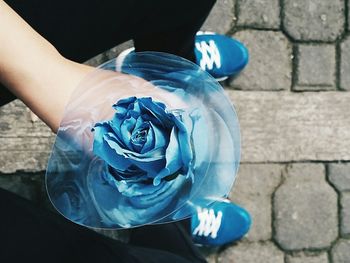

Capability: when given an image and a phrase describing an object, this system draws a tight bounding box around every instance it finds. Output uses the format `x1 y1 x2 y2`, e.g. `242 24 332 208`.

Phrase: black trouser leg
1 0 216 106
0 188 205 263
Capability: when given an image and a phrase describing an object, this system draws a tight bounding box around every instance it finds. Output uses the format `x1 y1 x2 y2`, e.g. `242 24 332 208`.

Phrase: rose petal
112 96 137 114
126 147 166 177
154 100 167 110
106 130 125 148
138 97 173 128
131 99 141 113
170 114 193 172
140 123 155 154
110 177 166 197
92 124 131 170
130 121 149 153
110 114 136 148
120 116 137 149
100 138 165 177
111 113 125 132
190 108 208 169
149 122 168 149
107 165 148 182
153 127 182 186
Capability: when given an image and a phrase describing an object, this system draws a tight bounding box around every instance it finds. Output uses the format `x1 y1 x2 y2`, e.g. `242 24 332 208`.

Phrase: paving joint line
325 164 342 238
346 0 349 32
230 26 280 35
291 44 299 91
270 164 287 252
337 40 344 91
225 0 238 36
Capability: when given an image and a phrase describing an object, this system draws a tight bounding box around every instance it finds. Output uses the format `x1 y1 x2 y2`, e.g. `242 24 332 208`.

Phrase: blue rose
92 96 195 202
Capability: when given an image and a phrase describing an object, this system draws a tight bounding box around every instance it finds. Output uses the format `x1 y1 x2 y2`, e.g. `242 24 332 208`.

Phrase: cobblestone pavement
1 0 350 262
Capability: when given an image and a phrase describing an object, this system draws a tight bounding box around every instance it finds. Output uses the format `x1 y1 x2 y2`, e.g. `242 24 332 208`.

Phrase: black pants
0 188 207 263
1 0 216 106
0 0 216 262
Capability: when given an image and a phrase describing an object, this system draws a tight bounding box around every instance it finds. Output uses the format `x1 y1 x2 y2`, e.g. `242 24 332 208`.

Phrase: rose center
131 128 148 145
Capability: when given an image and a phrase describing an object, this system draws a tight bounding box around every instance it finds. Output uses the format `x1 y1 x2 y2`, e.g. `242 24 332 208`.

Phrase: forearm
0 0 93 132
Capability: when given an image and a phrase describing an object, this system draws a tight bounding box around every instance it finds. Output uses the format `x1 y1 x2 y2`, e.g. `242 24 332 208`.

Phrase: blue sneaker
195 31 249 81
116 32 249 81
191 199 251 246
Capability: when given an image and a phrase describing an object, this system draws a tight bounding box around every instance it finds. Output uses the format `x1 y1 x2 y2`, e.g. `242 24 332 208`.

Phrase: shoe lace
195 40 221 71
192 207 223 239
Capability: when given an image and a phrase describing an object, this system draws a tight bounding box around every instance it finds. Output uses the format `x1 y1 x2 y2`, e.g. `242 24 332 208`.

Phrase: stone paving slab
329 163 350 192
0 150 52 174
0 100 52 138
230 30 292 91
331 239 350 263
340 193 350 236
85 40 134 67
201 0 236 34
2 91 350 172
283 0 345 41
228 91 350 162
340 36 350 90
217 242 284 263
0 137 54 152
274 163 338 250
286 252 329 263
198 248 218 263
236 0 280 29
0 100 54 173
295 44 336 90
229 164 283 241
